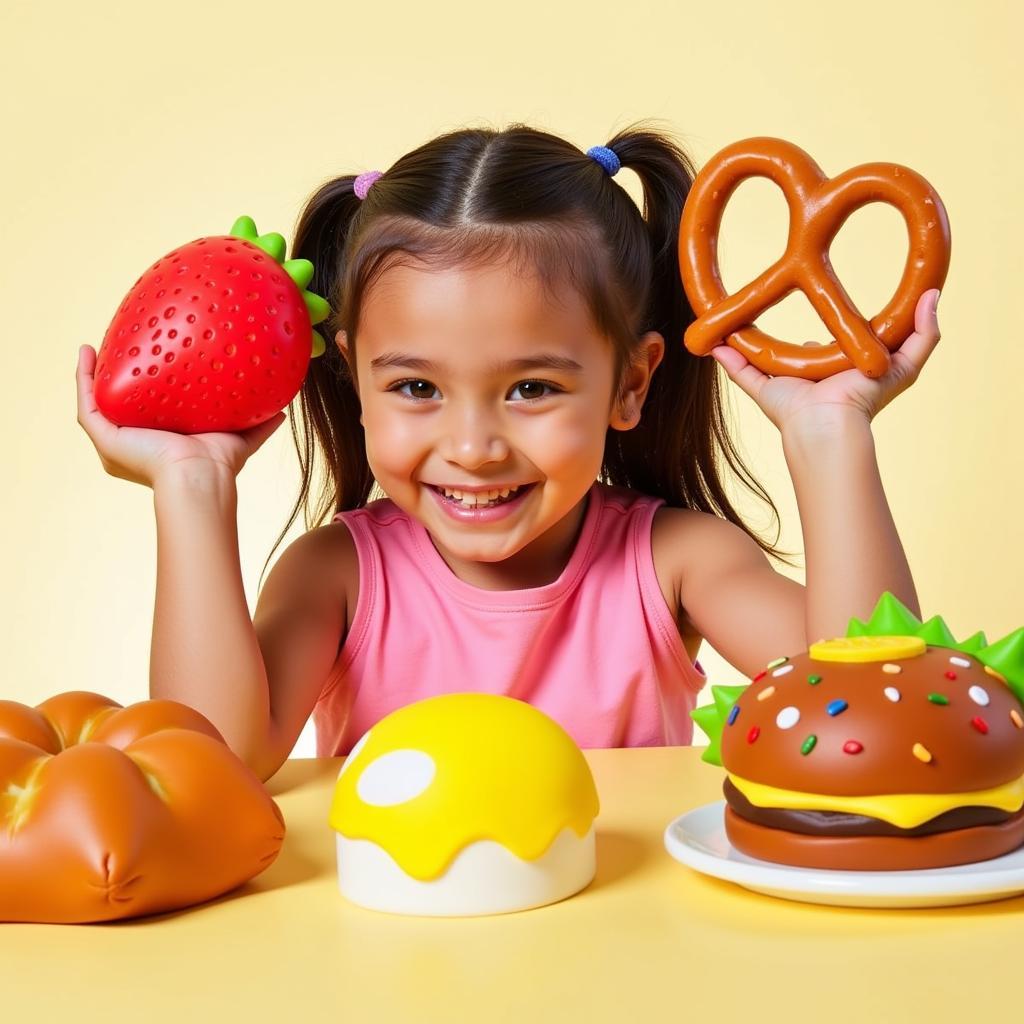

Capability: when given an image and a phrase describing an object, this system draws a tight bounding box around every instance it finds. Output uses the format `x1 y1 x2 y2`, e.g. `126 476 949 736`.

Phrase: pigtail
258 175 372 589
603 122 792 564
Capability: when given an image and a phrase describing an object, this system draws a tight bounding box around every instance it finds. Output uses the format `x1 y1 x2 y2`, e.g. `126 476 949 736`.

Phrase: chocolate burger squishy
328 693 600 916
692 594 1024 871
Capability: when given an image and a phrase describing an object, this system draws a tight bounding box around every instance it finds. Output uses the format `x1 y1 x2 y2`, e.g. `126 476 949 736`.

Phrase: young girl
75 122 941 783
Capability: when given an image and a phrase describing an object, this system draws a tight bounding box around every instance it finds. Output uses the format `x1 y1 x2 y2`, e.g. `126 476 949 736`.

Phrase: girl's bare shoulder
651 505 769 637
650 506 741 659
311 518 361 633
258 517 360 637
651 505 808 678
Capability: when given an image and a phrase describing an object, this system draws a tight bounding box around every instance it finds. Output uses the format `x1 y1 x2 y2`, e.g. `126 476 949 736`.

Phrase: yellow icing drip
809 635 927 664
328 694 600 881
729 772 1024 829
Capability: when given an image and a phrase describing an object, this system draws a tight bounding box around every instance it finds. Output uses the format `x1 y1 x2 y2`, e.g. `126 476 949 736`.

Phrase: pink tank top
313 481 706 755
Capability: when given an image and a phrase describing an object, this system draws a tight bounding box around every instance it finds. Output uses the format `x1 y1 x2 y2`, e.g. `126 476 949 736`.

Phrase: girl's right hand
76 345 287 488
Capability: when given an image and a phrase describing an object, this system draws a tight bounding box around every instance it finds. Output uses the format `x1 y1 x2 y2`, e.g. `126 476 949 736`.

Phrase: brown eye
509 381 558 401
391 379 439 400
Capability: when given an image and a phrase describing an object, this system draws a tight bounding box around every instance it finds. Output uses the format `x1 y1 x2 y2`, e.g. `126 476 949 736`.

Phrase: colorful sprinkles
776 706 800 730
912 742 933 763
968 686 990 706
689 592 1024 773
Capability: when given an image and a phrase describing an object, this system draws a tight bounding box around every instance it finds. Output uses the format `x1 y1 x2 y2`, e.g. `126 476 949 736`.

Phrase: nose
438 402 511 469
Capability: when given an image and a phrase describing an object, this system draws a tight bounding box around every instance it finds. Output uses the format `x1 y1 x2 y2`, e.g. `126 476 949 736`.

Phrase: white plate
663 801 1024 908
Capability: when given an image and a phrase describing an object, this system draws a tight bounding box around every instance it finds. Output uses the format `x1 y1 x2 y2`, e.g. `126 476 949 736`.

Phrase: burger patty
723 777 1015 838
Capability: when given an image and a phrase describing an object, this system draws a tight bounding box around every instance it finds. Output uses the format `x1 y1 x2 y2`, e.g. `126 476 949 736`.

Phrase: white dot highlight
968 686 991 707
950 656 972 668
776 706 800 730
884 687 901 702
772 664 795 678
357 749 436 806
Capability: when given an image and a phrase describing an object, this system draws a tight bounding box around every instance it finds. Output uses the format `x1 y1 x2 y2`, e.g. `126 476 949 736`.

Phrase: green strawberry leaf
229 215 329 359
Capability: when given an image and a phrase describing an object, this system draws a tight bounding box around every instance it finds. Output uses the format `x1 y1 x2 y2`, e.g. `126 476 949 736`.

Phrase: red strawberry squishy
94 216 330 433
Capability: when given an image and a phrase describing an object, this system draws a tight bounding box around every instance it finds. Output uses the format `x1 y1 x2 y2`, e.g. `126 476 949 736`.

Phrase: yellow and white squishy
328 693 600 916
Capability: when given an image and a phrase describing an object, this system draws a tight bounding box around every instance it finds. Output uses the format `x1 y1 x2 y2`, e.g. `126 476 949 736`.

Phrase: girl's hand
76 345 286 489
710 289 942 436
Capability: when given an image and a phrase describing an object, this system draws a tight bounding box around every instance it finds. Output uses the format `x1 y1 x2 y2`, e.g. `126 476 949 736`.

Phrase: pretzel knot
678 138 951 380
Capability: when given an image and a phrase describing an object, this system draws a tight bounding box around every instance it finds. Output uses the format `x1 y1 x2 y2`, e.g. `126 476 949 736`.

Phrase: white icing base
336 826 596 916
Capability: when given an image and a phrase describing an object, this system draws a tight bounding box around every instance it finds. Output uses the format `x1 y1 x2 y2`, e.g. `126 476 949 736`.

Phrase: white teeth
439 485 522 506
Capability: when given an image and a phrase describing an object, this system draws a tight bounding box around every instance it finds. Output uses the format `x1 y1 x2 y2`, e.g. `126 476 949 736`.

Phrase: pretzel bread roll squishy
692 594 1024 871
679 137 951 380
0 691 286 923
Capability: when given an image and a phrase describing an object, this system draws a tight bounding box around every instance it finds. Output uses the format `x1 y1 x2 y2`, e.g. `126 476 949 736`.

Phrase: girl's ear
609 331 665 430
335 331 364 419
336 330 363 422
336 330 358 378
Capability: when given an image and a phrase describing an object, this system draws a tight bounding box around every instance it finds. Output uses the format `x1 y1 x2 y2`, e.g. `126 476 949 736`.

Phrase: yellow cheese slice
728 772 1024 830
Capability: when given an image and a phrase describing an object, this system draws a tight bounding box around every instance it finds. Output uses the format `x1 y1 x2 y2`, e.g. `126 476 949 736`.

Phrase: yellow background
1 0 1020 755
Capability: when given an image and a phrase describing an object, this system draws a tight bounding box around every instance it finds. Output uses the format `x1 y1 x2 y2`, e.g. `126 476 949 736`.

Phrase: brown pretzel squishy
678 137 951 380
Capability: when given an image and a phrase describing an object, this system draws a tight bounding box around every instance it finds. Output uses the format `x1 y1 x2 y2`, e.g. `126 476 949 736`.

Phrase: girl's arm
151 462 348 782
674 290 940 677
782 408 919 642
76 344 344 782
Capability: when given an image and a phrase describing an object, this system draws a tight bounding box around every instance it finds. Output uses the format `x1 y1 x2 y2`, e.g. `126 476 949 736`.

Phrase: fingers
890 289 941 378
75 345 96 422
710 345 766 403
240 410 287 453
76 345 118 447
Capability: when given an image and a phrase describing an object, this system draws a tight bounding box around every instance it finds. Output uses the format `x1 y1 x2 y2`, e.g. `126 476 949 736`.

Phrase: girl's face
338 260 663 585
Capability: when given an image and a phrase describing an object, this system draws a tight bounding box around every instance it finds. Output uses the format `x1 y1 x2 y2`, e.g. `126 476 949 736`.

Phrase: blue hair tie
586 145 621 177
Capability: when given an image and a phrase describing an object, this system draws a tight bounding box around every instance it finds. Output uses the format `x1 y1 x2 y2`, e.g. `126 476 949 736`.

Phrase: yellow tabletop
1 747 1019 1021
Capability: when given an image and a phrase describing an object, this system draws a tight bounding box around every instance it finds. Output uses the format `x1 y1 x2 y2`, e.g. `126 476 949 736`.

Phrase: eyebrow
369 352 585 374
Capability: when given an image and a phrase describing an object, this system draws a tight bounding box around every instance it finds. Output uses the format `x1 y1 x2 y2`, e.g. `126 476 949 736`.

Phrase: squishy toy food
94 216 330 433
692 594 1024 871
328 693 600 916
679 137 951 380
0 691 285 923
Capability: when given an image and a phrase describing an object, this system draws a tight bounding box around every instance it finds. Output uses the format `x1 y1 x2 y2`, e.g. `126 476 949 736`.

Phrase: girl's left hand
710 289 942 435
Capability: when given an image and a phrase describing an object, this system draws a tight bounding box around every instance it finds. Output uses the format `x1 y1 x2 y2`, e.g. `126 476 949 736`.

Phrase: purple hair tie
354 170 383 200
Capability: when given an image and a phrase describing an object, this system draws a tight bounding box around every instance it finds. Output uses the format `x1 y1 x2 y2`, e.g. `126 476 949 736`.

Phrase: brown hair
259 120 789 588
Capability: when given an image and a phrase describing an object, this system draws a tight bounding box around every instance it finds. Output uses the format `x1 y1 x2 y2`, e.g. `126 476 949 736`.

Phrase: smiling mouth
427 483 534 509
